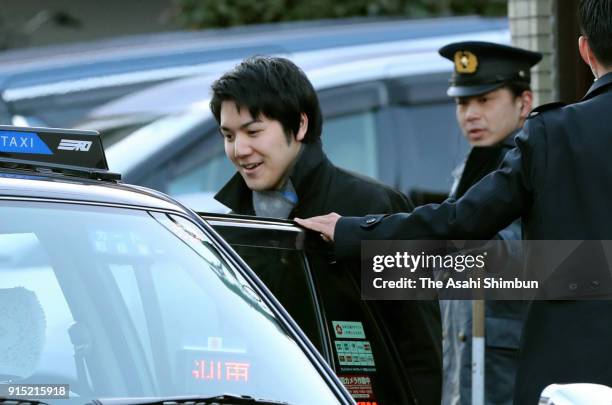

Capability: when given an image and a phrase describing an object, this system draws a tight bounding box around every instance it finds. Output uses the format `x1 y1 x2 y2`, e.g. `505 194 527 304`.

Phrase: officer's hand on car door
295 213 340 242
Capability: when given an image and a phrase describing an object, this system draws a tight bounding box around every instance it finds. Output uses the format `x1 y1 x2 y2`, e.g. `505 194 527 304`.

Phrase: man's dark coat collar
583 72 612 101
214 169 254 214
502 129 520 148
453 129 519 199
214 140 327 215
468 128 519 155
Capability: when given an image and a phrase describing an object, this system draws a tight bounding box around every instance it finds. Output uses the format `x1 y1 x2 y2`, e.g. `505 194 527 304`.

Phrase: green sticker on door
332 320 366 339
335 340 375 367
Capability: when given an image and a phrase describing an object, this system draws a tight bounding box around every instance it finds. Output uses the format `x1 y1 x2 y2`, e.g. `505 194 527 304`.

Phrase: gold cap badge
454 50 478 74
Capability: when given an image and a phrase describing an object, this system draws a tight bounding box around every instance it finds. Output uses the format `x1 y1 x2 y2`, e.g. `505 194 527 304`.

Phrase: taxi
0 125 353 405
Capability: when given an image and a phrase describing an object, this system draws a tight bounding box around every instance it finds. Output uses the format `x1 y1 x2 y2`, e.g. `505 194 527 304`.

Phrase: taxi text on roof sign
0 131 52 155
0 125 110 171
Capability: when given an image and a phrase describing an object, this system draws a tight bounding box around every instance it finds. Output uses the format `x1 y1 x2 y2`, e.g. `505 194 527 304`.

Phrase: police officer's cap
439 41 542 97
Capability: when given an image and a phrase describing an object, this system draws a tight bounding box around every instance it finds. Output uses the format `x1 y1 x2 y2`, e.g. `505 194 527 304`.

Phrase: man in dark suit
296 1 612 403
438 41 540 405
211 56 442 405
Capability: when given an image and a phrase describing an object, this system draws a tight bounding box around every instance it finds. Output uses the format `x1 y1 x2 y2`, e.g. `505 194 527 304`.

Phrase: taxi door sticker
335 340 375 367
338 374 377 403
332 320 366 339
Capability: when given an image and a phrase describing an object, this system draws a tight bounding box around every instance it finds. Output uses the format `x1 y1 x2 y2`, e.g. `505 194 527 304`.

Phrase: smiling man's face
220 100 304 191
455 87 528 147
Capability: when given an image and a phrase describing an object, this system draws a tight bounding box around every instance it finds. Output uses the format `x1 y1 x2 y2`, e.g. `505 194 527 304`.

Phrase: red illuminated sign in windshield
192 360 250 382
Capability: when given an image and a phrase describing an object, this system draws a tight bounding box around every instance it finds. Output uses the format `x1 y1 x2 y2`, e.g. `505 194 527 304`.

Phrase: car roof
0 174 186 212
0 16 506 102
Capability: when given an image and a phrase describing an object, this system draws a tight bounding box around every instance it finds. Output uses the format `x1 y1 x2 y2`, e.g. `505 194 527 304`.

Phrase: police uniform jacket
334 72 612 404
216 140 443 405
443 133 526 405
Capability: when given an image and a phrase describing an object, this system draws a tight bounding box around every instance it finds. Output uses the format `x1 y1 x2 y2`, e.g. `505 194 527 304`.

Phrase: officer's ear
295 113 308 142
579 36 594 69
579 35 602 79
518 90 533 119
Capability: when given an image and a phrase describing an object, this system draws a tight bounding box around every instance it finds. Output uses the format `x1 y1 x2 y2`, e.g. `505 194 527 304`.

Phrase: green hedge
172 0 506 29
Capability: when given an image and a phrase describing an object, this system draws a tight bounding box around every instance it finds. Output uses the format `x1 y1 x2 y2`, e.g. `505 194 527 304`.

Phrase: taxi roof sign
0 125 120 181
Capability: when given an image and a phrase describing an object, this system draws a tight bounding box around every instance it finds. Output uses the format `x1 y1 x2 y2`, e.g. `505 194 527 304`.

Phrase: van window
167 153 234 196
323 111 378 179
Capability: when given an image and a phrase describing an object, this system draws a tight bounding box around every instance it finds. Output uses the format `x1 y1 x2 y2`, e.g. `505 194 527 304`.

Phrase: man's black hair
210 56 323 143
579 0 612 67
505 81 532 98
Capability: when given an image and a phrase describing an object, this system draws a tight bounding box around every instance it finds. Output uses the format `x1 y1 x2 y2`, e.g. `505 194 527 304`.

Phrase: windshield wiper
89 394 292 405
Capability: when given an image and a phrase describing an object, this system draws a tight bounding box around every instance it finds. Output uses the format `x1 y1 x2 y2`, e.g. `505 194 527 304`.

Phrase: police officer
438 41 541 405
296 1 612 403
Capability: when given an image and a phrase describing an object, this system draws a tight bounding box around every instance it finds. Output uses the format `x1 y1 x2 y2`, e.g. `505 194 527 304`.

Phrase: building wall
508 0 555 107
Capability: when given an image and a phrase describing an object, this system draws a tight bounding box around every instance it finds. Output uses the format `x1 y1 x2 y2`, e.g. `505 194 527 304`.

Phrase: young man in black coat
297 1 612 403
211 56 442 405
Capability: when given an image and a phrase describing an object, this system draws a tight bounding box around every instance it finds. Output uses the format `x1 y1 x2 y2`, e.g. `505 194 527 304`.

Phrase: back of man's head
210 56 323 143
579 0 612 67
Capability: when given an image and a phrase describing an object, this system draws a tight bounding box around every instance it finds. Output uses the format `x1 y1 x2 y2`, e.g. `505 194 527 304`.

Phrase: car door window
206 222 325 355
232 246 324 352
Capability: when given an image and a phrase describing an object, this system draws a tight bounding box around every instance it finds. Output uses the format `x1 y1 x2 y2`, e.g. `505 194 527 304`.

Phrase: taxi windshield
0 201 339 404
